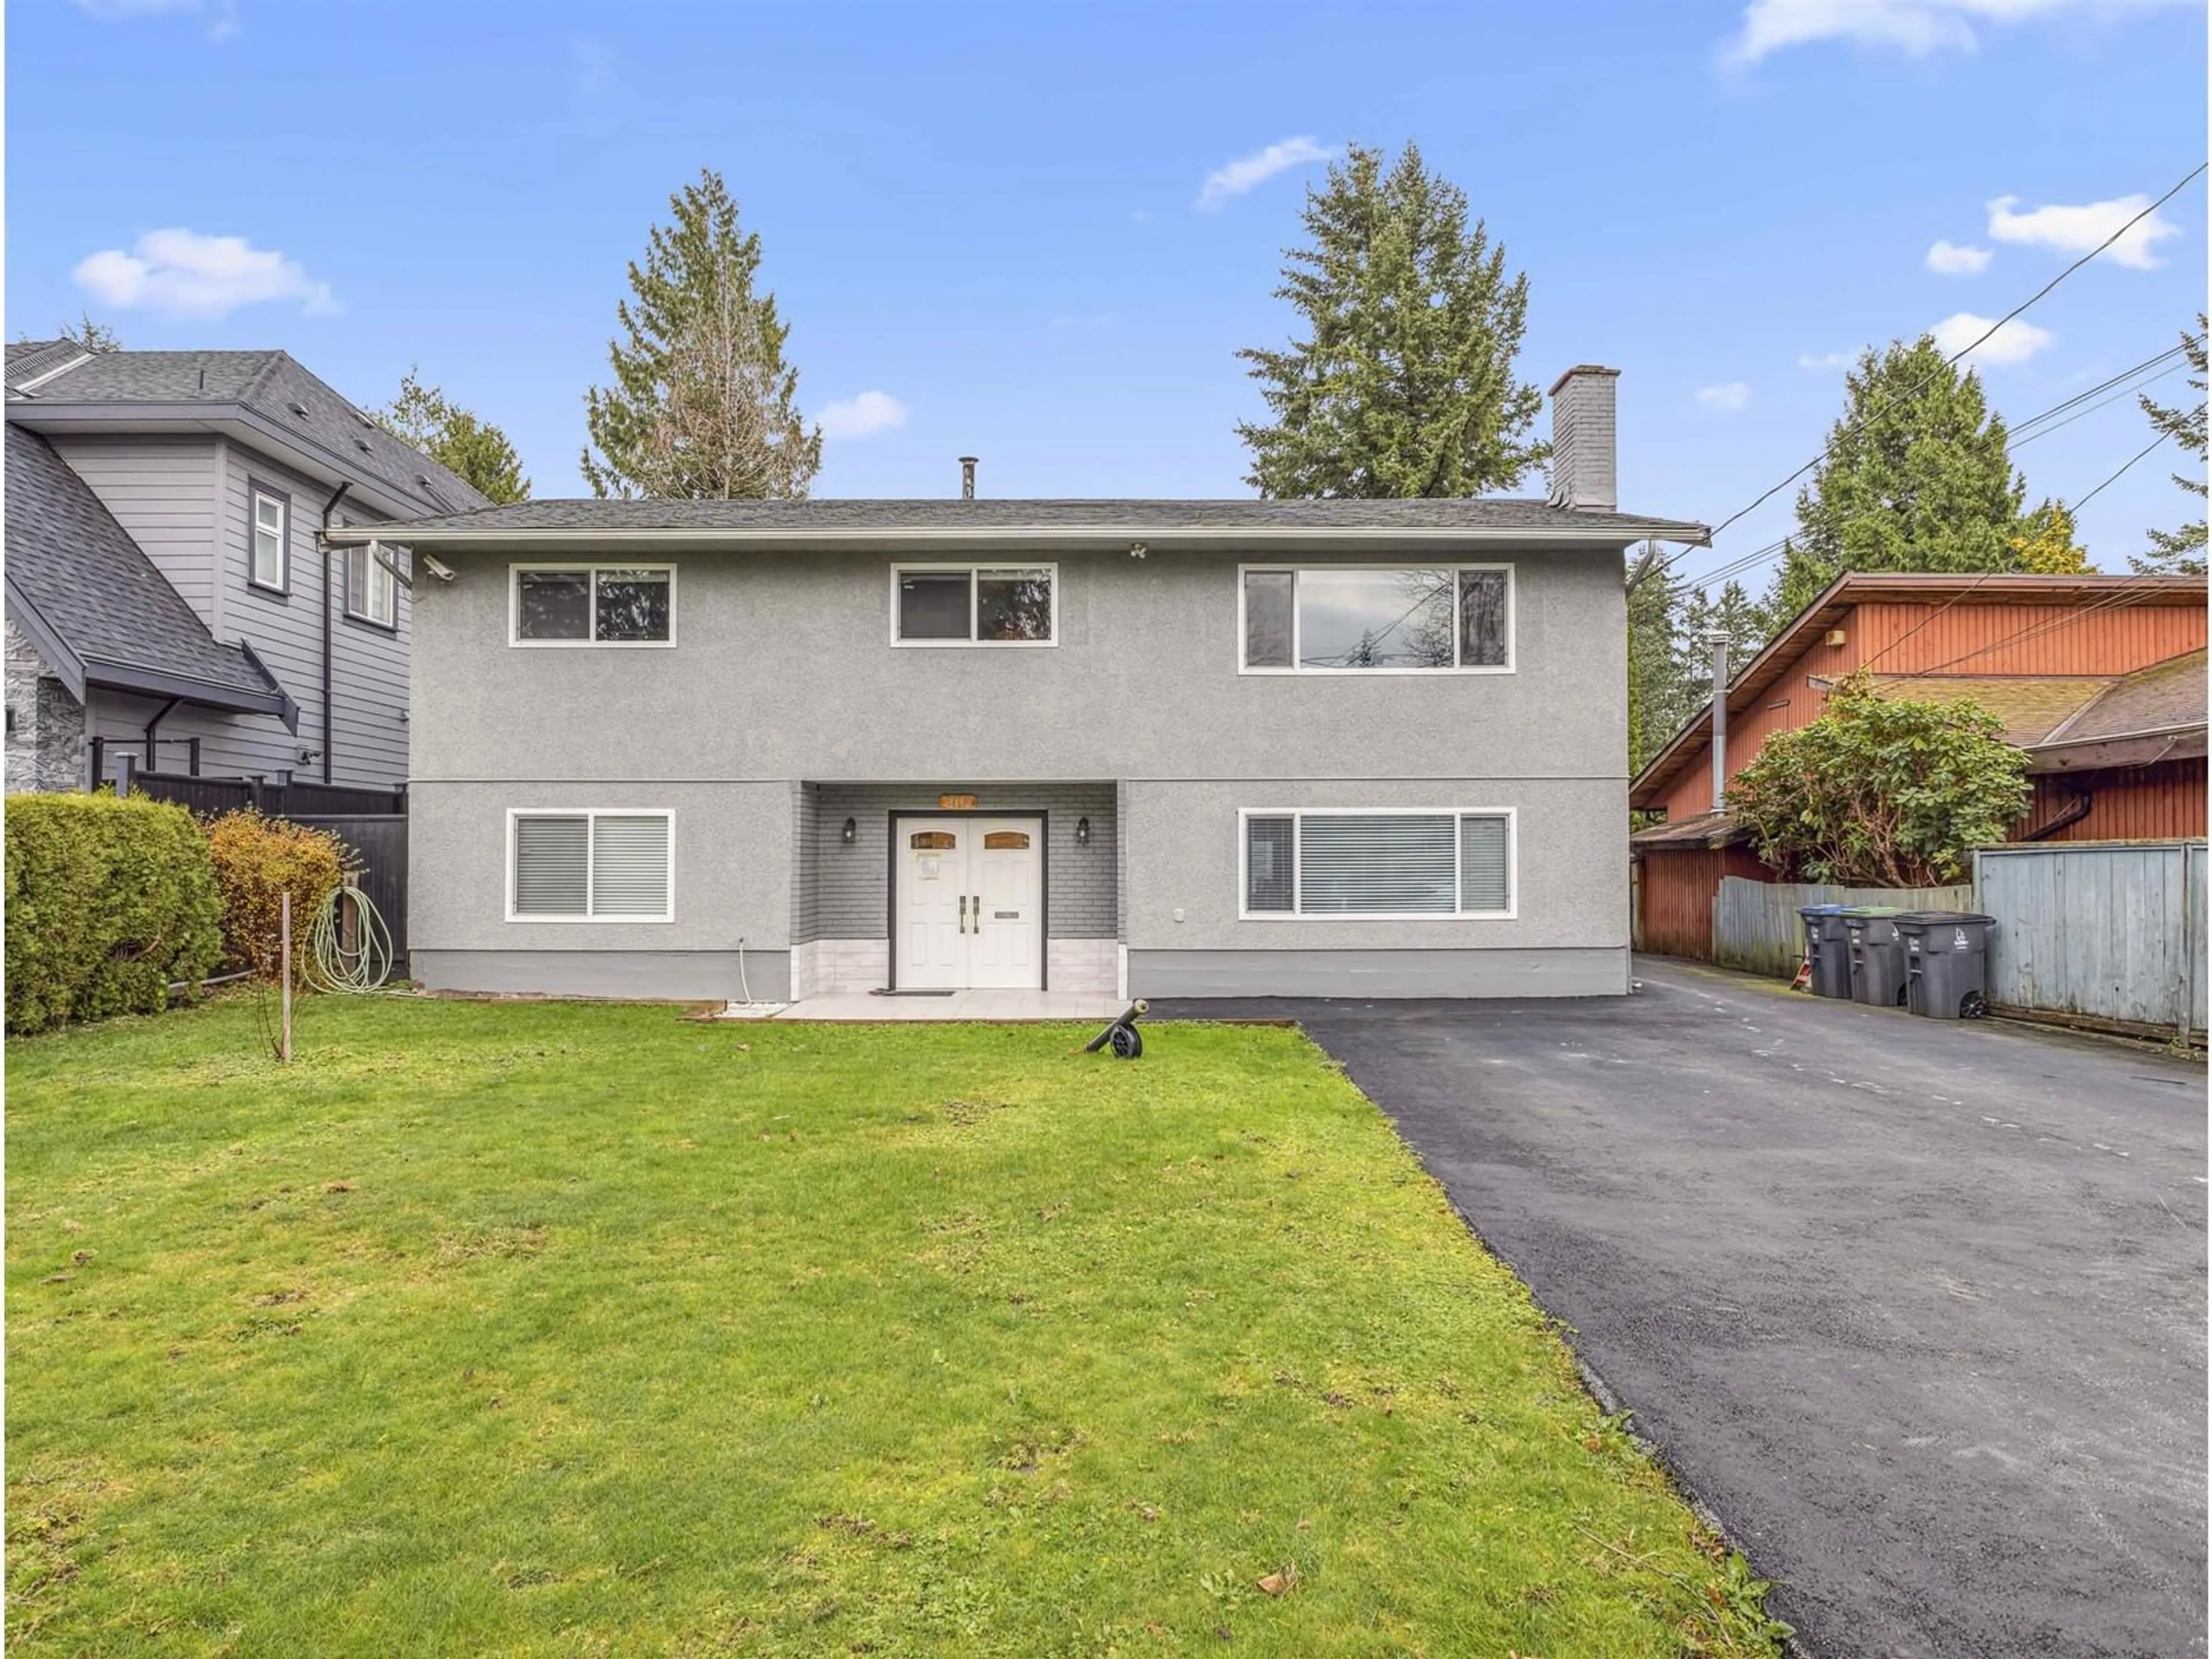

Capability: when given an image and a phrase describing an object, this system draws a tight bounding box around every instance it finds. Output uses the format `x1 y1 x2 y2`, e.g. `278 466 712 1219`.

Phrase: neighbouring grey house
4 342 488 794
329 365 1707 1002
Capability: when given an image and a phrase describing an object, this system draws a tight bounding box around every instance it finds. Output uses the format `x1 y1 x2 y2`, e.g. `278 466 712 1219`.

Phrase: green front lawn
7 997 1784 1657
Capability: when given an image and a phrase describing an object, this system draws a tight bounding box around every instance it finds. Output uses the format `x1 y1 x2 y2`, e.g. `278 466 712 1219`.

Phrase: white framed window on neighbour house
1238 565 1512 673
507 810 674 922
1240 808 1514 919
892 563 1056 645
249 487 290 592
511 565 675 645
346 542 400 628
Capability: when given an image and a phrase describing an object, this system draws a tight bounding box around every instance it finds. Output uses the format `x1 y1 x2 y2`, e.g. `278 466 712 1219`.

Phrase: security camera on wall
421 556 457 584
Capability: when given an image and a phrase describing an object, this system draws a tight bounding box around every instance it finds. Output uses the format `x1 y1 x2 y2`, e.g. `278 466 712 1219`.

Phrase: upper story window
346 542 399 628
893 564 1055 646
512 565 674 646
249 487 289 592
1239 565 1512 673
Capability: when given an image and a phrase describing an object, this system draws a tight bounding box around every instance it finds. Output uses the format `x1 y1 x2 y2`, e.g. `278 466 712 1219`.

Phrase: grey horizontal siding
792 782 821 945
813 782 1116 940
47 434 220 628
87 687 300 783
219 443 412 789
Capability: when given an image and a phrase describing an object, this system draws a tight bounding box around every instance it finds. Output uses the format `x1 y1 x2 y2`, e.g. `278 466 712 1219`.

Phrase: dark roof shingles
357 496 1709 538
7 348 488 515
4 425 272 696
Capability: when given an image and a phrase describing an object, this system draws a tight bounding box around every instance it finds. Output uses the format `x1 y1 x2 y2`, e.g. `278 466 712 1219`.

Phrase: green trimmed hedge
5 793 224 1035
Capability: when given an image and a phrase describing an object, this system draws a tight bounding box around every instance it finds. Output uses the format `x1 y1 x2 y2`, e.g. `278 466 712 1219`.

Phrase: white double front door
896 815 1043 990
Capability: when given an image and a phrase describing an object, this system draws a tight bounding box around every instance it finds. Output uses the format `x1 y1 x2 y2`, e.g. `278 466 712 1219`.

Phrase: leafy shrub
5 793 224 1035
1729 670 2030 886
203 811 349 983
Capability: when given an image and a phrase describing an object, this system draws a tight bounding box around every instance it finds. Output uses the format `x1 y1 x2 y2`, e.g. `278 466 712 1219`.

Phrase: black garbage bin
1797 904 1853 998
1842 906 1907 1007
1895 911 1997 1020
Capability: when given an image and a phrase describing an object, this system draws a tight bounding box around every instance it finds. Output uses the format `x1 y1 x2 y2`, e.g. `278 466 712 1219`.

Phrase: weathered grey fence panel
1713 878 1973 979
1975 842 2206 1039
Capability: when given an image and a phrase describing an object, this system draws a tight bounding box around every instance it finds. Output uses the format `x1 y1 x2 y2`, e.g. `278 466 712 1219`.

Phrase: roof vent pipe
959 456 978 500
1707 630 1731 814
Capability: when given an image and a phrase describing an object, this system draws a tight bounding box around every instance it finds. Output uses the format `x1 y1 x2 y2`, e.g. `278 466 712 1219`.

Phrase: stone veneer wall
5 622 87 793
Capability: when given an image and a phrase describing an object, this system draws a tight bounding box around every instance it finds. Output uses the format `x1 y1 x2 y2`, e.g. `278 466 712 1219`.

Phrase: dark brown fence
123 769 410 971
290 815 408 965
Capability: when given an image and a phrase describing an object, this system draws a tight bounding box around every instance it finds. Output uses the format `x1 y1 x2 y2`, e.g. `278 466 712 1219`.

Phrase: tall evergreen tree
582 168 820 500
1236 142 1546 498
1765 336 2029 622
374 368 531 504
2131 313 2206 577
1628 555 1695 772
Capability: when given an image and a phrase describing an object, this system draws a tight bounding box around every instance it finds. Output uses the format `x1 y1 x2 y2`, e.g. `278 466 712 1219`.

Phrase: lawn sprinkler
1084 1000 1150 1060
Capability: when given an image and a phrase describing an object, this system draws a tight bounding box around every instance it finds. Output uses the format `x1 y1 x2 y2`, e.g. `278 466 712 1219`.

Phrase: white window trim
889 562 1059 648
1234 563 1514 676
347 541 400 627
504 808 676 923
1236 806 1517 921
509 562 678 648
250 490 289 592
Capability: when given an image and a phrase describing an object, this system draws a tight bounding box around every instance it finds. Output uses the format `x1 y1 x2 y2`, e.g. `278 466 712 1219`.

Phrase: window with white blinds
1241 809 1513 918
510 810 673 921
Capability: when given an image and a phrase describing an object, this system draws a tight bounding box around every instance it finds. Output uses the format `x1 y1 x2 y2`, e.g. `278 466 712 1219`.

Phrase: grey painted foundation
1130 946 1629 999
414 948 790 1002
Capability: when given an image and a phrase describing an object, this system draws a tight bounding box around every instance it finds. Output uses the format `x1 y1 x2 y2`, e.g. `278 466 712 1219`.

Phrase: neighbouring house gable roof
6 345 490 518
6 339 94 391
1631 571 2211 808
3 424 291 718
2040 647 2208 747
326 495 1713 547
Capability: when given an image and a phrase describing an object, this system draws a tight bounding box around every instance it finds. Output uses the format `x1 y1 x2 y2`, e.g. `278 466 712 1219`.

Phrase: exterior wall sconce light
842 816 858 846
1075 816 1090 846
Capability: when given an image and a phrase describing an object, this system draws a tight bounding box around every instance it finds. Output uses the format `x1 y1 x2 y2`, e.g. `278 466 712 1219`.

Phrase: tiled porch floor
721 991 1127 1022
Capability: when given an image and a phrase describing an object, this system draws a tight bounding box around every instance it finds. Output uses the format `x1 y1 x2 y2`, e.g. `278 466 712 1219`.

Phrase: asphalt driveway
1156 957 2207 1659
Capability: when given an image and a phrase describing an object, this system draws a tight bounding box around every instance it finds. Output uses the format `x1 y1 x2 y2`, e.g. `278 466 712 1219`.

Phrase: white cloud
73 229 334 318
72 0 237 40
1986 192 2180 269
1926 238 1993 275
1797 350 1854 370
1722 0 2181 66
1929 310 2055 366
1195 137 1335 211
817 391 908 441
1697 381 1753 412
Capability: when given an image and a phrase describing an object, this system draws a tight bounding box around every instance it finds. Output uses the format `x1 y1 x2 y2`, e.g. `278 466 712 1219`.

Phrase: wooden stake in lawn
279 890 293 1065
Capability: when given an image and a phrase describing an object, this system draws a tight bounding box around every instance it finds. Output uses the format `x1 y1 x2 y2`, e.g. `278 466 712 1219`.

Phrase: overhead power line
1667 159 2207 578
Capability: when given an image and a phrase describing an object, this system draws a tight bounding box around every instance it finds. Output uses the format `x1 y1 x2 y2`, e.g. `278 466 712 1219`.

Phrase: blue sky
7 0 2206 591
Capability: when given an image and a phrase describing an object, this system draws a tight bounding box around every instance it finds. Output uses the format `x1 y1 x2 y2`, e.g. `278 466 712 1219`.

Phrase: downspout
319 481 351 786
142 696 181 775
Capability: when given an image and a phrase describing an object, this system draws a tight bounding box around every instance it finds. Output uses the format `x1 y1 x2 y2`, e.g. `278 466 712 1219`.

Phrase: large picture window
893 565 1055 645
1240 566 1511 672
512 565 675 645
1241 809 1513 918
509 810 673 921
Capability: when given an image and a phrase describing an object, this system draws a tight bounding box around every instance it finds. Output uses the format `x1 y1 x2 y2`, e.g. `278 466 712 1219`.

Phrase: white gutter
320 521 1713 548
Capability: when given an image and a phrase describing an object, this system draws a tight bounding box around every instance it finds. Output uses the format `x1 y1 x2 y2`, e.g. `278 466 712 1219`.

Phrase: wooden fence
1975 841 2206 1041
124 769 410 972
1712 878 1974 979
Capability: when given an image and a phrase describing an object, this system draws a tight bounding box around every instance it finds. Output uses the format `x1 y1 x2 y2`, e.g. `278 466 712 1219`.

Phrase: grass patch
7 995 1786 1656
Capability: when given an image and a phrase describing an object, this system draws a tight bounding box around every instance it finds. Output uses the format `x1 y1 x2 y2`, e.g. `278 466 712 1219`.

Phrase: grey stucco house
331 365 1706 1002
4 342 487 793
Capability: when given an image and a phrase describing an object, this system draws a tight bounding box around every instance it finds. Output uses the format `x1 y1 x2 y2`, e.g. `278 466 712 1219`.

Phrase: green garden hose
306 883 396 993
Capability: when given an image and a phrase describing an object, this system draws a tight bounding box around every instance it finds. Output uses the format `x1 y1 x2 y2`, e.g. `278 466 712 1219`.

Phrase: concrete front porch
723 990 1128 1022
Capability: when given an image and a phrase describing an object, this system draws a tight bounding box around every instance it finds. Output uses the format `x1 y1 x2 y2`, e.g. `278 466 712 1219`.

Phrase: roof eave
3 577 89 701
79 653 292 721
6 400 463 520
321 518 1714 550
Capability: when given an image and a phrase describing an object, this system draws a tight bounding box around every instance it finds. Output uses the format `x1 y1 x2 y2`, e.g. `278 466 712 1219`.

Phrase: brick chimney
1547 365 1619 513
